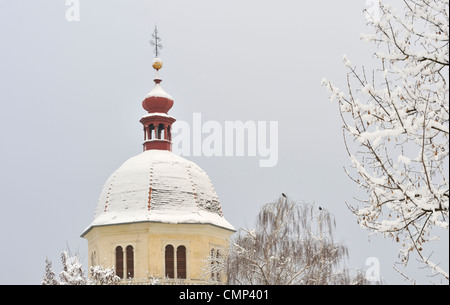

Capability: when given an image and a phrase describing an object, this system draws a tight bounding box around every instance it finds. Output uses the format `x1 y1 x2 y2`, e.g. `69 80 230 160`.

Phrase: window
167 125 171 141
165 244 187 280
210 248 220 282
149 124 155 140
115 246 124 279
91 251 97 267
215 249 221 282
158 123 165 140
165 245 175 279
115 245 134 280
177 246 186 279
126 245 134 279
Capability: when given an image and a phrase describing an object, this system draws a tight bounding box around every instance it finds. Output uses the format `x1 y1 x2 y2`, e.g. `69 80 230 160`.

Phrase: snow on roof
141 112 175 120
146 83 173 100
82 150 234 236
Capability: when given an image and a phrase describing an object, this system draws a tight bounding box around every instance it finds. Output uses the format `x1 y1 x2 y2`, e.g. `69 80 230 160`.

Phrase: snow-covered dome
82 150 234 235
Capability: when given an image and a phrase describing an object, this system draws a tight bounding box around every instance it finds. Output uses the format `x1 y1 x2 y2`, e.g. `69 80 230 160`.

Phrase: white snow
397 154 411 165
141 113 175 120
146 83 173 100
82 150 235 235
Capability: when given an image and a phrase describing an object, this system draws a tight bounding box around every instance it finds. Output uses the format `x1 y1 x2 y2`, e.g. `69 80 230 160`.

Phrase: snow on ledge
141 112 175 120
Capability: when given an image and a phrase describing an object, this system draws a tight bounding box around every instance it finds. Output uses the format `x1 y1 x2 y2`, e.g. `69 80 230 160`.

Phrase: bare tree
322 0 449 280
226 195 371 285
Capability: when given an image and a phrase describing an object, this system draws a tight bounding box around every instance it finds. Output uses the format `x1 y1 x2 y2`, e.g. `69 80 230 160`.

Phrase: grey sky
0 0 447 284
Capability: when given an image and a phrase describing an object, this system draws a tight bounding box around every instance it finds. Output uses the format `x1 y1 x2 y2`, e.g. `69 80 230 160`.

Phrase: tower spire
150 25 163 59
140 28 176 152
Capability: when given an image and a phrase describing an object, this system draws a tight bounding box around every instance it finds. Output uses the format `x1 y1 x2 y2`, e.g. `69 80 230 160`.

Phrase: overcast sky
0 0 448 285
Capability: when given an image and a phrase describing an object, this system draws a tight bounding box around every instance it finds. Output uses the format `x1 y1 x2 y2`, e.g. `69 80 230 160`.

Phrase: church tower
81 30 235 284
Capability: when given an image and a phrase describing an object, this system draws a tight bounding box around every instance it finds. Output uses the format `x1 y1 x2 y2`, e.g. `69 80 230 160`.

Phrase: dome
142 80 174 113
82 150 234 235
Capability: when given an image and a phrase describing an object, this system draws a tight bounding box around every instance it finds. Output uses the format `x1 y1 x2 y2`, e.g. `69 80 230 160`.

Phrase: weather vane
150 26 163 58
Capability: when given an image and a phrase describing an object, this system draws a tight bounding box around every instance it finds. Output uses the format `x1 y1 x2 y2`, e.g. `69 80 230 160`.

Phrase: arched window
210 248 220 282
91 251 97 267
149 124 155 140
215 249 221 282
210 249 215 281
165 245 175 279
177 246 186 279
158 123 165 140
167 125 171 141
126 245 134 279
115 246 124 279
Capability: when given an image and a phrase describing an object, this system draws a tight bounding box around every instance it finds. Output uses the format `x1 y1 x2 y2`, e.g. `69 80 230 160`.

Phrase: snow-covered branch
323 0 449 281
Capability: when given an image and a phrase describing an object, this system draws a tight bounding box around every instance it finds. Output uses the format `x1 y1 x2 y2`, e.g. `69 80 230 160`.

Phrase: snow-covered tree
322 0 449 280
42 258 59 285
226 195 371 285
200 246 229 284
89 265 121 285
42 251 120 285
59 251 87 285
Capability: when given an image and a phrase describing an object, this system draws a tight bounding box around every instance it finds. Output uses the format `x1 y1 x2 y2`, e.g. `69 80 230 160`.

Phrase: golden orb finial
152 58 163 70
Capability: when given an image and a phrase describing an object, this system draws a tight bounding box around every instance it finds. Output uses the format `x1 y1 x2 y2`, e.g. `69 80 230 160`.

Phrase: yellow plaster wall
83 222 234 284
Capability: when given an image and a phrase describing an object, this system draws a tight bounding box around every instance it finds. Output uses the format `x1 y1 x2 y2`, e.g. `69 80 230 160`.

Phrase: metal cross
150 26 163 57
